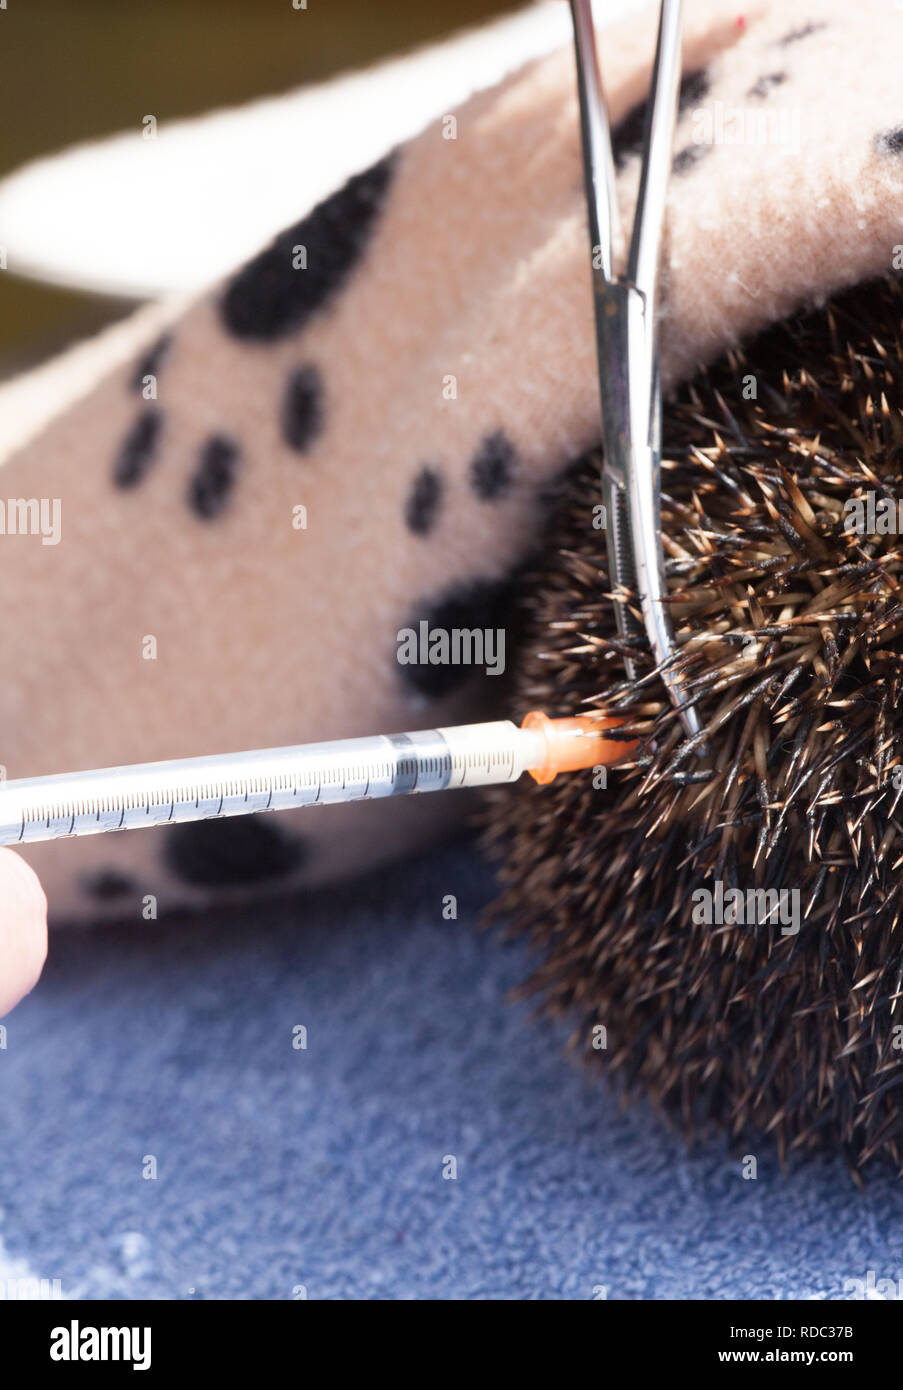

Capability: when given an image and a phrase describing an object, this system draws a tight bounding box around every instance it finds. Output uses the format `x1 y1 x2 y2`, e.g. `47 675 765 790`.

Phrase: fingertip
0 848 48 1017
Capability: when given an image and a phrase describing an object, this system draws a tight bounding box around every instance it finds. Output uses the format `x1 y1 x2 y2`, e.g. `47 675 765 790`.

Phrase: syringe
0 711 630 847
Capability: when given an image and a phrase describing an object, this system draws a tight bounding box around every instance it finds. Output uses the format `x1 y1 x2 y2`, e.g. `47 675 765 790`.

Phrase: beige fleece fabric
1 0 902 921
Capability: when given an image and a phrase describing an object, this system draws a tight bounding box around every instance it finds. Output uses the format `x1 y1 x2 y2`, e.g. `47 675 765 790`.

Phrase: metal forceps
569 0 702 742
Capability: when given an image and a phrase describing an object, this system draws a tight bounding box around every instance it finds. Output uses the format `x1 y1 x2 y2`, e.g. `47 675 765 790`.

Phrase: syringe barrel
0 721 543 846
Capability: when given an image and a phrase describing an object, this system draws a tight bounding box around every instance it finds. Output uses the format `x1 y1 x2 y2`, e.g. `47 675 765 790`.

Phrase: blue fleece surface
2 842 903 1301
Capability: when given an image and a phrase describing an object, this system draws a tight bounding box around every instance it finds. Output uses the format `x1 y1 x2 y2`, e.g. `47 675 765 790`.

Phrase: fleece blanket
1 0 902 923
3 844 903 1301
3 0 903 1297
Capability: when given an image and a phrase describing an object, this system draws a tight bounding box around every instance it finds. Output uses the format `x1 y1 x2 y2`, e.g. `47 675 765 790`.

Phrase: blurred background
0 0 516 378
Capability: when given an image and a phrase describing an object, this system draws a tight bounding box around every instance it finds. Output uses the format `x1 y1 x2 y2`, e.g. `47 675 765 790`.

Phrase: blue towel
1 842 902 1300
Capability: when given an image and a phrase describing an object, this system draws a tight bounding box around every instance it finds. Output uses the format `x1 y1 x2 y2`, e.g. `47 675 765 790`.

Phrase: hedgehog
486 272 903 1176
